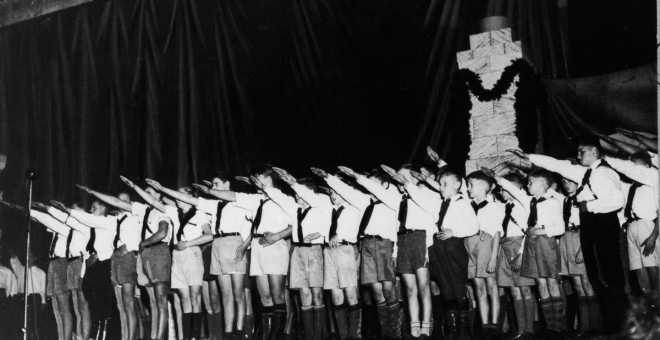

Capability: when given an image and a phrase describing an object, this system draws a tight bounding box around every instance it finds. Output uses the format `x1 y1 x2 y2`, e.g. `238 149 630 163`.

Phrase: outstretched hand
119 175 135 189
145 179 163 192
337 166 358 179
250 176 266 190
310 167 328 179
235 176 251 185
192 183 211 194
426 146 441 164
31 202 49 212
410 171 428 183
202 180 213 188
480 167 497 179
49 200 69 213
273 167 295 185
0 200 25 212
506 149 529 160
75 184 91 194
380 165 397 178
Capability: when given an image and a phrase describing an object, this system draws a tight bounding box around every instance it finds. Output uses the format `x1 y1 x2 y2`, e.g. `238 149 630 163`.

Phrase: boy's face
397 168 416 185
145 187 161 201
90 201 106 216
527 176 549 196
467 178 490 200
577 145 598 167
562 178 578 194
439 175 460 198
117 192 131 203
632 158 651 168
212 177 230 190
330 191 344 206
501 190 515 202
420 167 433 180
257 174 274 188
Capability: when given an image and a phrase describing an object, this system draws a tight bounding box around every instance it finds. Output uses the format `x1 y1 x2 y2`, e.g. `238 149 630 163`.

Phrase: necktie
471 200 488 213
86 229 96 254
574 168 593 197
177 207 197 242
358 200 379 236
49 234 59 258
329 206 345 239
141 207 153 241
297 207 312 243
563 195 575 229
502 202 514 236
214 201 229 235
398 195 410 233
436 199 451 232
251 200 267 236
66 230 74 258
624 182 642 221
114 215 128 249
527 197 546 228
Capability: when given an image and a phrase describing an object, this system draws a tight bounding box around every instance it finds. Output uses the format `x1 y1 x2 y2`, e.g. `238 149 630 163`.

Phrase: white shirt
70 210 141 252
31 210 70 258
49 208 90 259
502 200 528 237
68 210 124 260
326 202 362 244
25 266 46 302
198 198 252 240
499 179 565 237
473 195 505 237
621 182 657 221
606 156 659 190
0 266 18 297
165 205 209 245
529 155 624 214
132 202 173 244
563 194 581 228
234 192 293 234
420 193 479 238
266 186 330 245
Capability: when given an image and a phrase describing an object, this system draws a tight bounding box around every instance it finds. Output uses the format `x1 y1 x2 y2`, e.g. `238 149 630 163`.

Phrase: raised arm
263 187 298 220
482 167 532 211
46 204 90 235
30 210 70 236
604 156 658 189
78 184 132 212
147 179 198 206
355 176 400 209
324 174 370 209
522 152 585 183
121 176 167 213
193 183 237 202
69 210 117 231
404 182 441 216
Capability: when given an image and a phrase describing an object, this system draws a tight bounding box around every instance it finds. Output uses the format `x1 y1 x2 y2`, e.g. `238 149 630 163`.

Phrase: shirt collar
589 158 603 169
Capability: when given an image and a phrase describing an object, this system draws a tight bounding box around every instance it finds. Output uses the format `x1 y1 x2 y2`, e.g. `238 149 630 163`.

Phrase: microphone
25 168 40 181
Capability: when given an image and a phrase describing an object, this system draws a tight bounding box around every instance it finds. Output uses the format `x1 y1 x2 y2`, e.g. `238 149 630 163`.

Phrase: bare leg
473 278 489 324
56 292 74 340
115 286 128 340
255 276 273 307
231 274 246 330
121 284 138 340
174 291 186 339
76 289 92 340
146 286 158 340
218 274 235 332
416 268 432 324
486 277 500 324
401 274 420 325
154 282 170 339
72 290 82 339
52 296 64 340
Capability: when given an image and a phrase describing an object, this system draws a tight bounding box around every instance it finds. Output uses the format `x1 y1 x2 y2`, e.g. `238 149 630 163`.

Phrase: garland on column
453 58 543 154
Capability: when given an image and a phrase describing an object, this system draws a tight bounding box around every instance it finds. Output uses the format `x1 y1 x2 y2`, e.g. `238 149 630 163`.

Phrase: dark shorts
140 243 172 284
111 246 138 286
428 237 468 302
360 236 395 284
202 245 215 281
47 258 70 296
521 235 560 279
497 237 535 287
67 258 84 290
396 230 427 274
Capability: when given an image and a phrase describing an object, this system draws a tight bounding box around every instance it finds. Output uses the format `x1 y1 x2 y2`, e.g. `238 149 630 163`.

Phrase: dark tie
66 229 74 258
398 195 410 233
86 229 96 254
358 200 379 236
436 199 451 232
527 197 546 228
502 202 514 236
563 195 575 229
49 234 59 258
624 182 642 222
297 207 312 243
574 168 593 197
471 200 488 213
114 215 128 249
251 199 268 236
329 206 345 239
214 201 229 235
141 207 154 241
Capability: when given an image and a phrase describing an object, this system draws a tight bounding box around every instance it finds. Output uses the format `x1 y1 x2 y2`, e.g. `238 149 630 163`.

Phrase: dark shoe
457 311 471 340
260 314 274 340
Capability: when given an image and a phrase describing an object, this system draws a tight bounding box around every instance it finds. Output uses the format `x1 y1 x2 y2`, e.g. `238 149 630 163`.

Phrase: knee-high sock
522 297 535 334
347 304 361 339
577 297 590 333
301 306 314 340
245 313 255 340
182 313 192 339
586 296 602 331
362 303 377 338
313 305 327 340
497 294 508 330
387 301 402 339
192 313 203 338
431 296 444 337
551 297 566 332
376 302 389 338
333 304 348 339
540 299 554 332
271 304 287 340
513 299 525 335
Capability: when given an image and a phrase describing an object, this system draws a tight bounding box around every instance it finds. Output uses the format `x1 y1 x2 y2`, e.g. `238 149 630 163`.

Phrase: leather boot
260 312 273 340
457 310 471 340
443 311 459 340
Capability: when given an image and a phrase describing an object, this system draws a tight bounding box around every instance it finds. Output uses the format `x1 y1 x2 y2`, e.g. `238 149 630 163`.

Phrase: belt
361 234 383 240
67 256 82 262
292 243 321 248
214 232 241 238
397 229 425 236
252 233 265 238
113 245 137 257
337 240 357 246
143 241 167 249
49 256 65 261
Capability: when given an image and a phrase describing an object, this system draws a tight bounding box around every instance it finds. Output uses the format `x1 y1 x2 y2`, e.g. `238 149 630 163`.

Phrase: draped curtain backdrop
0 0 656 203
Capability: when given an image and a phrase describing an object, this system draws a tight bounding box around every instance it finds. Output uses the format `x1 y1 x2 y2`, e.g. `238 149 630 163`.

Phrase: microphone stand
22 169 39 340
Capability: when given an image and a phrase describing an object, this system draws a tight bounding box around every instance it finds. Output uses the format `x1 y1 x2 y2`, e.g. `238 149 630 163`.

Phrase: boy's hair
297 177 320 193
212 170 233 183
578 138 603 155
528 169 553 188
630 151 652 167
367 168 391 185
503 172 526 188
466 170 495 189
399 163 421 172
250 164 276 179
438 168 462 183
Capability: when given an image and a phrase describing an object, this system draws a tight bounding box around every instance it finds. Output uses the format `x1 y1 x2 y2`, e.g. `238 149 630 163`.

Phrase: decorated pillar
457 20 527 174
